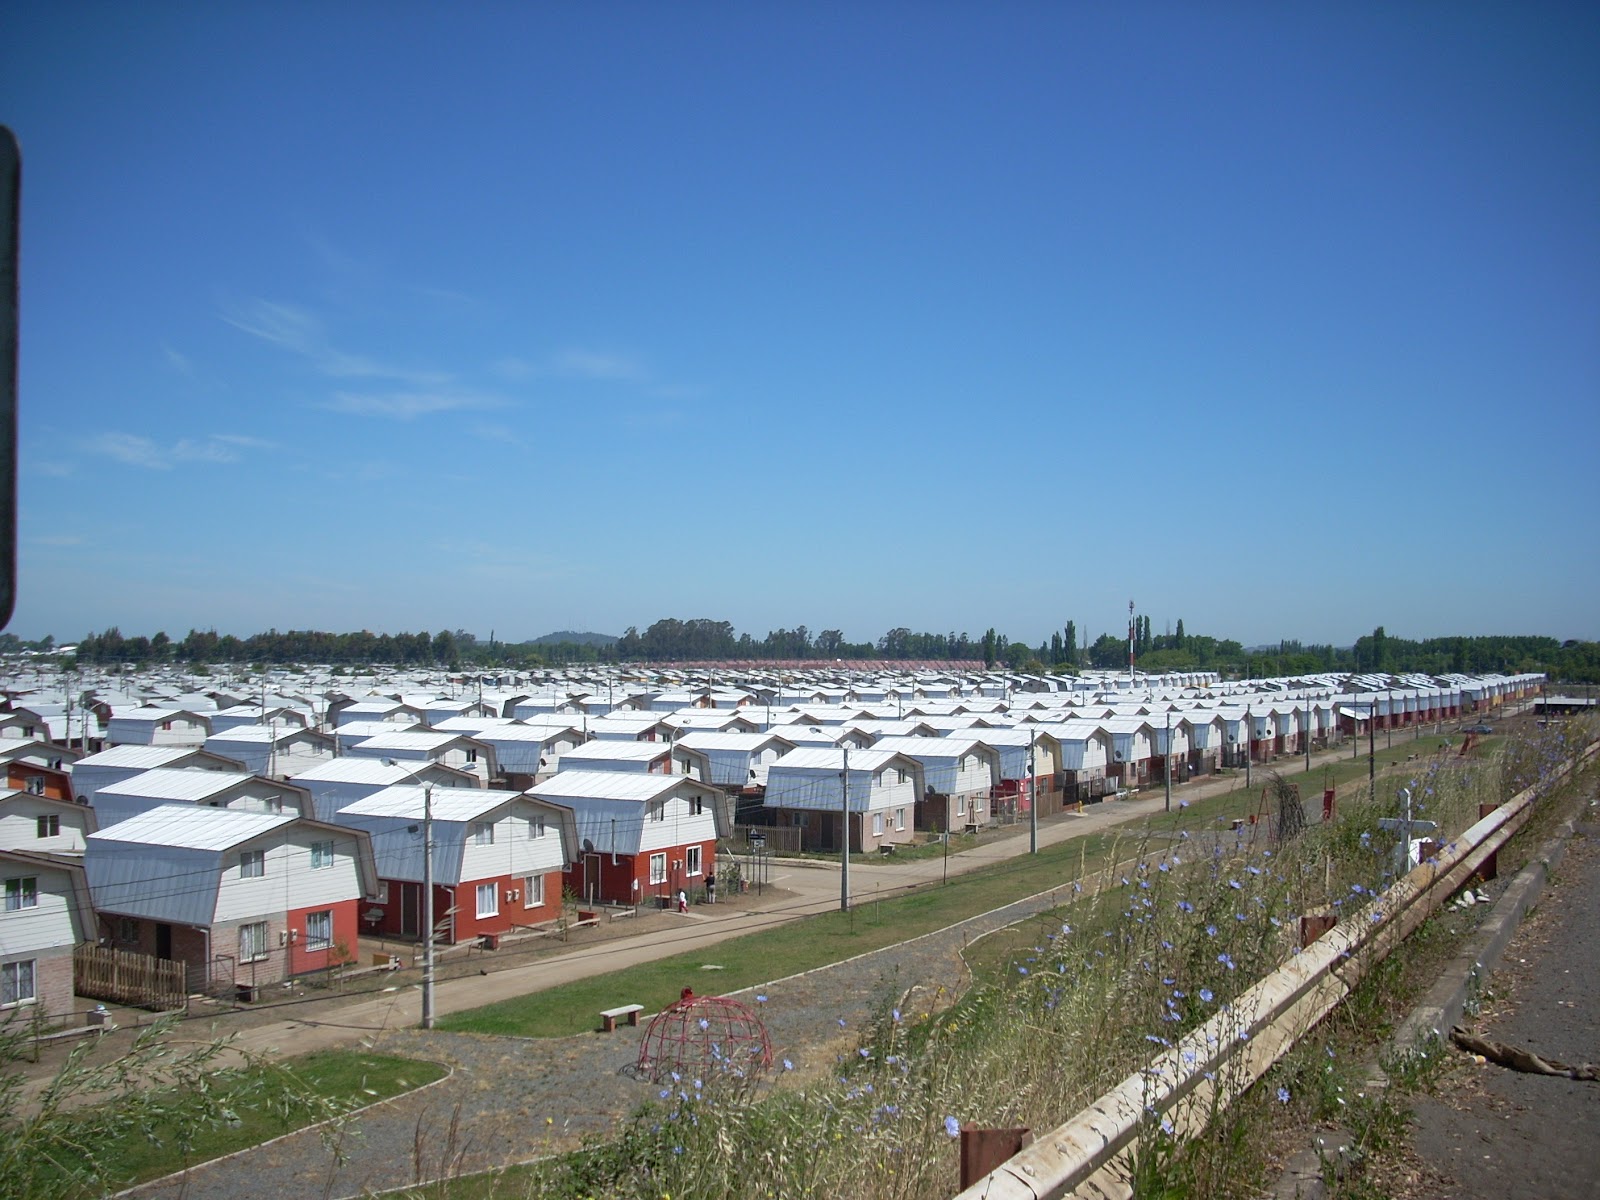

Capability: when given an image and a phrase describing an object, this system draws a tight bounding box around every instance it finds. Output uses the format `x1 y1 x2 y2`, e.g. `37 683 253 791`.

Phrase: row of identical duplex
0 668 1544 1016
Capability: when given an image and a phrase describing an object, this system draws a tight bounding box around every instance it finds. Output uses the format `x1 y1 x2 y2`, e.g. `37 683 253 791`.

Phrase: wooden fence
73 944 188 1012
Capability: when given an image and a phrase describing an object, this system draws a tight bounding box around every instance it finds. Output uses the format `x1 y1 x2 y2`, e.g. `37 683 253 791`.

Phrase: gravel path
124 879 1084 1200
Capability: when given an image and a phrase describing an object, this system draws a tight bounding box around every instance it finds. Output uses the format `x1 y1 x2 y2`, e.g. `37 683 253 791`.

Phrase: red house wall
286 898 360 975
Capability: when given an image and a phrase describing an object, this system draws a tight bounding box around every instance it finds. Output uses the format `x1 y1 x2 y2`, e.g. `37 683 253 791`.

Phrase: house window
310 840 335 869
371 880 389 904
25 776 44 795
305 910 332 952
524 875 544 908
897 769 909 784
872 812 884 836
691 797 705 816
115 917 138 943
649 853 667 885
1 960 36 1007
4 877 38 911
895 807 906 831
161 721 172 731
239 849 265 879
239 921 269 963
35 814 60 838
466 748 478 763
957 794 967 816
650 802 665 822
476 882 498 918
686 846 702 877
528 815 546 838
472 821 494 846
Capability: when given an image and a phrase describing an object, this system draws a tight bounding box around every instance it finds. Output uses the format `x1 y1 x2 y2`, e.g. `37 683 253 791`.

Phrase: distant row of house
0 663 1544 1018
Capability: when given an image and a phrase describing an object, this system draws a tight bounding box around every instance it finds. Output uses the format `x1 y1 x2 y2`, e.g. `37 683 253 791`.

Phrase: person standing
705 872 716 904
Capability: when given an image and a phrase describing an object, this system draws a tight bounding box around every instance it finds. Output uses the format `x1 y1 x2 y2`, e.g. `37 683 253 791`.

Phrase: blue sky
4 2 1597 650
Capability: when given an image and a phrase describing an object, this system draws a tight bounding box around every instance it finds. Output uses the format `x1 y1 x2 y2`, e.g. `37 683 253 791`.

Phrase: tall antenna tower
1128 599 1136 687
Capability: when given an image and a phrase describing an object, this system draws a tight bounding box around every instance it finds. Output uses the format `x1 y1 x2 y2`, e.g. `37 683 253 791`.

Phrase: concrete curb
1388 816 1579 1055
1267 813 1588 1200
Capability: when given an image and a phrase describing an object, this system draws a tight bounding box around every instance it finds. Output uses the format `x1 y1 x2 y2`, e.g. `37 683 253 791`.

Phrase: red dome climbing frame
635 988 773 1080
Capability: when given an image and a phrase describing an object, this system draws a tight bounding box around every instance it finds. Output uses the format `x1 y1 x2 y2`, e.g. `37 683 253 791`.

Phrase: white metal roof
95 767 255 801
88 803 294 850
289 759 428 785
75 745 204 769
560 740 672 762
529 770 710 803
337 784 525 822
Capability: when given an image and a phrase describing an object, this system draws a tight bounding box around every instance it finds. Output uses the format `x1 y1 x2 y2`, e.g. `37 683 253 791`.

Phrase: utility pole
839 745 850 912
1368 697 1377 792
421 780 435 1029
1028 729 1038 853
1304 698 1312 773
1164 710 1172 813
1245 705 1253 789
1128 599 1136 689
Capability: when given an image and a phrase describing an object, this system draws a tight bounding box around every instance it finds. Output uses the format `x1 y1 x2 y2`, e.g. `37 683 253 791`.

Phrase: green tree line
40 622 1600 682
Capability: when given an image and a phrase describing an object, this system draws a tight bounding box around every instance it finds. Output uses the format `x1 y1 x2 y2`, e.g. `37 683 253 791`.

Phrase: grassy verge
439 735 1484 1038
36 1049 446 1197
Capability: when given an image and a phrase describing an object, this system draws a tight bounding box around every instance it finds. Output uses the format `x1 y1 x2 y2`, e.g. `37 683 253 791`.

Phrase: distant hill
529 630 619 648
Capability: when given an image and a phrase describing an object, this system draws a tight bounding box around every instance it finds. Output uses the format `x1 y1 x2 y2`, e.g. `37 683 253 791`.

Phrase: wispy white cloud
26 461 73 478
222 297 448 385
161 344 194 376
28 534 85 547
323 390 509 421
84 431 275 470
553 348 646 382
469 421 528 448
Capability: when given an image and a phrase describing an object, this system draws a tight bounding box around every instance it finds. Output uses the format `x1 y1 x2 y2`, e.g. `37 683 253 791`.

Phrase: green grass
438 733 1483 1040
71 1050 445 1194
440 832 1116 1037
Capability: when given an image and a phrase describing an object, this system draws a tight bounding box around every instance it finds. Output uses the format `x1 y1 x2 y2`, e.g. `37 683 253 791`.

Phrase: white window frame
648 852 667 885
3 877 38 911
650 802 665 822
957 794 967 816
25 776 45 795
872 812 884 836
1 960 36 1007
528 815 546 838
239 849 265 879
305 909 332 952
472 821 495 846
895 807 906 831
476 882 498 918
310 840 335 869
239 921 269 963
523 874 544 908
686 845 702 877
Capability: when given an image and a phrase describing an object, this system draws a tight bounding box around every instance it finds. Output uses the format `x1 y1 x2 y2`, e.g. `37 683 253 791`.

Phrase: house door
400 883 419 937
155 923 173 961
583 853 602 903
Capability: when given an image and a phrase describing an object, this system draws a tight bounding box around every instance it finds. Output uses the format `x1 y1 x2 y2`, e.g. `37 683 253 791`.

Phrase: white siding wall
213 832 364 924
0 864 78 954
0 802 90 853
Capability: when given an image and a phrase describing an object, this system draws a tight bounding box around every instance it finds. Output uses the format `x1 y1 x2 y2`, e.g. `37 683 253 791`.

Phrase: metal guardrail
956 737 1599 1200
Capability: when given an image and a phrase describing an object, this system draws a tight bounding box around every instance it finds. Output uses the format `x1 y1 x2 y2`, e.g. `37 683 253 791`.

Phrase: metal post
1368 697 1377 792
1304 699 1312 773
1245 705 1253 789
1028 730 1038 853
1386 690 1393 749
421 781 435 1029
1164 711 1172 813
840 745 850 912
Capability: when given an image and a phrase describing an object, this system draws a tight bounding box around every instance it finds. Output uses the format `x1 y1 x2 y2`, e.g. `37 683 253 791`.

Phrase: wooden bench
600 1003 644 1033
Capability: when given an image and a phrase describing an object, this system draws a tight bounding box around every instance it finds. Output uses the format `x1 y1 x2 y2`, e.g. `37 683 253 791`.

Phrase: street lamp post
384 758 436 1029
